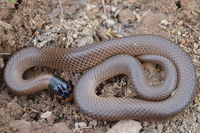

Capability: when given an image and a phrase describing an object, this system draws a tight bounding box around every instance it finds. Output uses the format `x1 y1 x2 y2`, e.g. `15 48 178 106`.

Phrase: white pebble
41 111 52 119
106 19 115 28
161 19 169 26
106 120 142 133
0 58 4 68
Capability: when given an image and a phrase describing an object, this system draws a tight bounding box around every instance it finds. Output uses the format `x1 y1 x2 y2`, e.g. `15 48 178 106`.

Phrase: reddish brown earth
0 0 200 133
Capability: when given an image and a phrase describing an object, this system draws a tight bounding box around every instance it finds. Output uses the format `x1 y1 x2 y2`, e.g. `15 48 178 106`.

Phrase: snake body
4 35 197 121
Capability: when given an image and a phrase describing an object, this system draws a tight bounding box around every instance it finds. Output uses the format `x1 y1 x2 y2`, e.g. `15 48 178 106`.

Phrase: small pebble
157 124 163 133
133 11 142 22
143 121 149 127
142 129 158 133
177 20 184 26
111 6 117 12
0 58 4 68
119 8 136 25
41 111 52 119
89 120 98 128
9 120 31 133
53 122 73 133
75 122 87 129
7 102 23 119
197 106 200 112
177 31 182 36
161 19 169 26
77 36 94 47
106 19 115 28
106 120 142 133
94 127 107 133
178 127 185 132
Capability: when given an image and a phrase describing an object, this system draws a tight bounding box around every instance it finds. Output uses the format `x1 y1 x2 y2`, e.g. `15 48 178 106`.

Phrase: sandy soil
0 0 200 133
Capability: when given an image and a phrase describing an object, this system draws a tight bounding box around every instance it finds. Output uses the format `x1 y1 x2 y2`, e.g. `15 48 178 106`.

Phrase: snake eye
48 77 72 99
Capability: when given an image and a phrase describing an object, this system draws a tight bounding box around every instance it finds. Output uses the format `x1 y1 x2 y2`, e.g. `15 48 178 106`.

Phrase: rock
161 19 169 26
143 121 149 127
122 0 136 7
94 127 107 133
0 45 4 53
89 120 98 128
77 36 94 47
53 122 73 133
9 120 31 133
106 19 115 28
157 124 163 133
0 107 11 123
143 62 157 74
111 6 117 12
177 20 184 26
46 114 56 124
33 14 45 29
141 129 158 133
133 11 142 23
96 27 109 40
75 122 87 128
74 122 88 132
160 19 170 29
7 102 23 120
194 43 200 55
177 31 181 36
141 11 164 28
29 122 73 133
179 0 188 9
118 9 136 25
0 57 4 68
178 126 185 132
41 111 52 119
106 120 142 133
197 106 200 112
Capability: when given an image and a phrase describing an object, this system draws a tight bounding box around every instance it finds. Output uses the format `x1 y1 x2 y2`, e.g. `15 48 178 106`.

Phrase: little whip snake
4 35 197 121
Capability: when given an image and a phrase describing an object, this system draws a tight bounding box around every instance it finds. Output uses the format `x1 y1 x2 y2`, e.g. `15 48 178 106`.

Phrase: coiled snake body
4 35 197 121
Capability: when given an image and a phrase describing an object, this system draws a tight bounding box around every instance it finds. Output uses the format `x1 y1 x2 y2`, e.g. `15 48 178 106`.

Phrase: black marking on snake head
48 76 72 99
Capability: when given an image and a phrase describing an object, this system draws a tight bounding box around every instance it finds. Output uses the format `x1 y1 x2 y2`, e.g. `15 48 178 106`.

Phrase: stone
77 36 94 47
94 127 107 133
53 122 73 133
0 57 4 68
41 111 52 119
106 19 115 28
118 9 136 25
106 120 142 133
7 102 23 120
9 120 31 133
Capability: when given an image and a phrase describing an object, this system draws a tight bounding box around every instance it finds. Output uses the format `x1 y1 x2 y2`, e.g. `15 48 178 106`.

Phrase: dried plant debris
0 0 200 133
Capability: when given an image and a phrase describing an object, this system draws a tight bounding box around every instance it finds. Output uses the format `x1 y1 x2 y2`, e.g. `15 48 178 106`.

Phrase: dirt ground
0 0 200 133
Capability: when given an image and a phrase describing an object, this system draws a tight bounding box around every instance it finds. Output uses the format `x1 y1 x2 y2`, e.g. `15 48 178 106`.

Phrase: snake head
48 77 72 99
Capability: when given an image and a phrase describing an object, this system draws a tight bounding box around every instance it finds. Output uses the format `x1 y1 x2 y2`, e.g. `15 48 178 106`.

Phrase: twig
0 21 13 30
0 53 11 55
24 35 35 46
58 0 64 24
56 0 65 32
76 32 93 36
193 9 200 14
0 84 6 91
30 107 40 113
102 0 107 18
142 9 151 17
184 22 200 36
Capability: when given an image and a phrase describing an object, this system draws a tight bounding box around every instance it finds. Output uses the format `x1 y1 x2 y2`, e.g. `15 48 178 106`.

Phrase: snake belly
4 35 197 121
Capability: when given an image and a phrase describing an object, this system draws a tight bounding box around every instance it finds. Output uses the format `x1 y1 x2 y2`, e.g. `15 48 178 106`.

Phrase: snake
4 35 197 121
